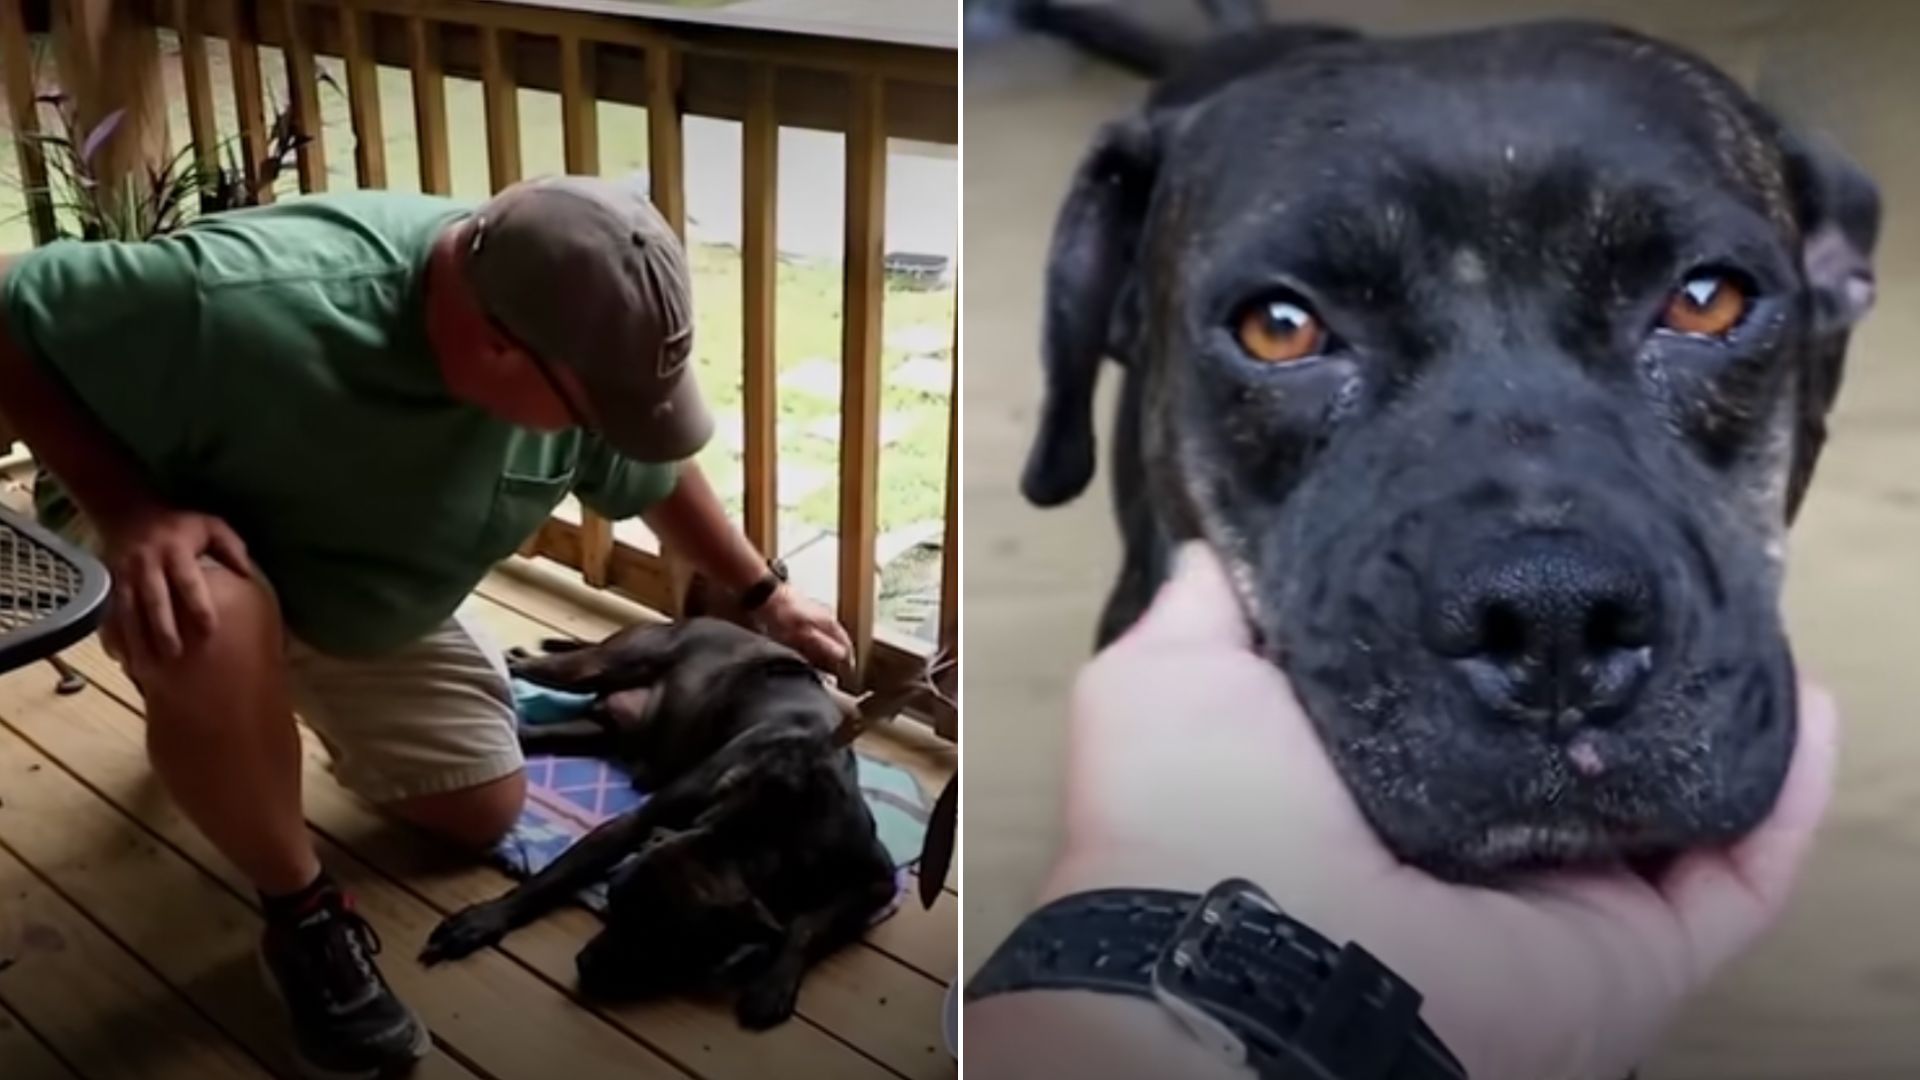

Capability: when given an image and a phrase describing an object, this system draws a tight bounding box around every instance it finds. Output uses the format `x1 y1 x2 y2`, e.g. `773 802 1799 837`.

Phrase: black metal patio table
0 503 109 686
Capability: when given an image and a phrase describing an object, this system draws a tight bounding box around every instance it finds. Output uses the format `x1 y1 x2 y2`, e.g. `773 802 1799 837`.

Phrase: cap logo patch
658 325 692 380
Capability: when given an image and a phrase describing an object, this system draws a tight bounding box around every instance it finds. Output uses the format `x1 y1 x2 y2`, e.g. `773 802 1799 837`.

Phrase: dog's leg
505 637 585 665
419 804 658 964
515 718 620 758
419 745 758 964
507 623 680 694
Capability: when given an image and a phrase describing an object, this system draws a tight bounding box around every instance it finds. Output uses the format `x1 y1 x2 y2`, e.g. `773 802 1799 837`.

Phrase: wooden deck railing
0 0 959 737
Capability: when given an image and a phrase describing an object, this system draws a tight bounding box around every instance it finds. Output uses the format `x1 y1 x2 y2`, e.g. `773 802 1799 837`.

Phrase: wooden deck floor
0 561 957 1080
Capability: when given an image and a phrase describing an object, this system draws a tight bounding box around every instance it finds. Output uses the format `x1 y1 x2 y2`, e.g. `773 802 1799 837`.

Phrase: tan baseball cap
464 175 712 463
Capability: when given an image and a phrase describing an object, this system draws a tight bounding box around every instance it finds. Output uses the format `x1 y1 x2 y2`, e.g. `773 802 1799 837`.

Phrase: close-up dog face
1024 21 1882 880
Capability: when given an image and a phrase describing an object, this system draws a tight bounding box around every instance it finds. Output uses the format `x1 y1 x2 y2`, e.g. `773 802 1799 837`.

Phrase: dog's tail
1015 0 1266 79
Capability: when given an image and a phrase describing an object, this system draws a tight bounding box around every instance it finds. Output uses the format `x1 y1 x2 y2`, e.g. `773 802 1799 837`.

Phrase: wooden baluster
741 65 779 558
228 0 271 203
558 33 598 177
939 307 959 709
479 25 519 192
0 0 54 244
170 0 220 208
645 42 691 614
644 44 685 235
560 33 615 587
278 0 325 192
406 17 450 195
837 73 886 685
339 1 385 189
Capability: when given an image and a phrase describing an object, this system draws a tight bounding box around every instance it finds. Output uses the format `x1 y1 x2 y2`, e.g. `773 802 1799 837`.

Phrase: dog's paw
420 902 512 966
735 974 801 1030
505 645 533 665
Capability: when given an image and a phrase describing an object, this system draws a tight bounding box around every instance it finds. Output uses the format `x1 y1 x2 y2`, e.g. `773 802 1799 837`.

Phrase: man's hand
757 584 853 675
1036 542 1838 1080
100 508 251 661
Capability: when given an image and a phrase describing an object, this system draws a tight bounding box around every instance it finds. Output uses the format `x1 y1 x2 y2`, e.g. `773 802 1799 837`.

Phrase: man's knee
386 771 526 851
133 564 285 715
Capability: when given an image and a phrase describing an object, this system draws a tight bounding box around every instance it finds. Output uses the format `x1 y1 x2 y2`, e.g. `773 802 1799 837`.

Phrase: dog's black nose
1424 532 1658 728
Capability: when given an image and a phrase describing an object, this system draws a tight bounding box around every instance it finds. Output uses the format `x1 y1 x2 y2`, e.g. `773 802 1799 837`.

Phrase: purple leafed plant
15 88 314 242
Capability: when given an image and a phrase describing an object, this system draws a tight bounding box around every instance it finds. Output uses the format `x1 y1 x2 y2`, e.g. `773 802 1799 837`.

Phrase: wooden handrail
0 0 958 739
159 3 955 144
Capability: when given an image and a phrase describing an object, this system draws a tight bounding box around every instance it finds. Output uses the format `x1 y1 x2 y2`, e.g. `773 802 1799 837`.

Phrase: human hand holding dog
1024 542 1837 1080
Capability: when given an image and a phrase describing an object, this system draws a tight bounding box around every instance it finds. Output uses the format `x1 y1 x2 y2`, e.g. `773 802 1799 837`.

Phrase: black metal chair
0 504 109 686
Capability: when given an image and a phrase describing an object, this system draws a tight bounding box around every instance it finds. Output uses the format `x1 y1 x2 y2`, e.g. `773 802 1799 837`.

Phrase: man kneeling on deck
0 176 851 1078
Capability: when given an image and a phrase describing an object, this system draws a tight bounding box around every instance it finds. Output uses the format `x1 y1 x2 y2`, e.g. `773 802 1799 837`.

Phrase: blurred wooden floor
0 560 956 1080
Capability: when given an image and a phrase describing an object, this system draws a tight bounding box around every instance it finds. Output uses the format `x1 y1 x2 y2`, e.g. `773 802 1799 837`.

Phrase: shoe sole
257 949 434 1080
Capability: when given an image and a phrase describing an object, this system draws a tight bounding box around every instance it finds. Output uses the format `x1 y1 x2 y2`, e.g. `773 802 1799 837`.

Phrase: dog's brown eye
1236 296 1326 363
1661 273 1749 338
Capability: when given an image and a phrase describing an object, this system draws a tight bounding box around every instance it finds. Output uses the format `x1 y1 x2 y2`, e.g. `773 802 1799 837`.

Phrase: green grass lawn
0 34 955 546
683 244 955 539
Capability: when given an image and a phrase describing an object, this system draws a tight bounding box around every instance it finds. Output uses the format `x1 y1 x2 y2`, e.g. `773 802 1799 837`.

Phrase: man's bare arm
0 255 248 657
638 462 770 593
0 256 168 533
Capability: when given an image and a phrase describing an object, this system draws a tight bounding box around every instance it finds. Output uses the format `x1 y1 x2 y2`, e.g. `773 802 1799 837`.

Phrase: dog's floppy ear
1777 130 1881 520
1784 132 1880 339
1021 115 1160 507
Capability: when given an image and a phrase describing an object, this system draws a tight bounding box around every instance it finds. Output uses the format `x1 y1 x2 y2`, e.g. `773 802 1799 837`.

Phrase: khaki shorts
286 609 525 805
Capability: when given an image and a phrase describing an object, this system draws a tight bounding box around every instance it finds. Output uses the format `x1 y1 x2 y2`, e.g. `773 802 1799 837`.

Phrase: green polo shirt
3 191 680 657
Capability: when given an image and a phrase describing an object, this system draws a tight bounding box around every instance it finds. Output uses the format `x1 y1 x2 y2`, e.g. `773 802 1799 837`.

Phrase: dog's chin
1359 753 1787 883
1318 698 1794 883
1420 821 1669 883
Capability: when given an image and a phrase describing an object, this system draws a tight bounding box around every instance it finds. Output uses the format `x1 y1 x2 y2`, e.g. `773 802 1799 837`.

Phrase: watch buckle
1149 878 1282 1071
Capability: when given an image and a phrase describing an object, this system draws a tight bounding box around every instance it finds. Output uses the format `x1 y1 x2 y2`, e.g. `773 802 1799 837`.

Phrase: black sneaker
259 890 431 1079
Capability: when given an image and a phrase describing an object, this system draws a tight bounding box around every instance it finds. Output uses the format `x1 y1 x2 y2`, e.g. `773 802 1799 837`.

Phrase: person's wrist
93 498 170 545
1041 845 1221 907
757 581 798 619
1001 865 1479 1080
739 557 790 613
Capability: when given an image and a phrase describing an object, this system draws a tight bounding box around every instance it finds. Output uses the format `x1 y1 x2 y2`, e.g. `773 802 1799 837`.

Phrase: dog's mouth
1461 821 1631 870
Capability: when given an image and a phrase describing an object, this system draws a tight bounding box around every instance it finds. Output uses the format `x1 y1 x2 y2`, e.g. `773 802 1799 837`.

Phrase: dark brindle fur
418 617 901 1029
1019 2 1880 880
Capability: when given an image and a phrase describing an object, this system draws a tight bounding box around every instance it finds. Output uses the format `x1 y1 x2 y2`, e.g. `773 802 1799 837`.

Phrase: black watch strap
965 879 1469 1080
740 557 789 612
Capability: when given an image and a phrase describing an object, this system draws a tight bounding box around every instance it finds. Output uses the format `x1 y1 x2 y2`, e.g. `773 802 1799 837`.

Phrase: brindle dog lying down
418 617 941 1029
1019 3 1880 880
